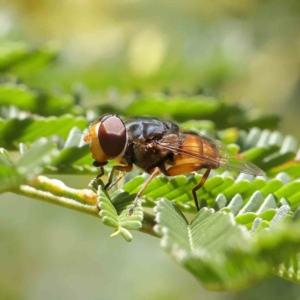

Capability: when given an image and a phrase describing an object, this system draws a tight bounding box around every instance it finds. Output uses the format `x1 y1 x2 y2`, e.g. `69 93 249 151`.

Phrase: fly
83 115 265 215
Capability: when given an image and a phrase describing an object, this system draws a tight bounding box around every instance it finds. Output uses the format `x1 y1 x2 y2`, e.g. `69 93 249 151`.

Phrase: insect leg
106 172 124 191
93 161 107 179
128 167 161 216
97 166 104 179
105 164 133 190
192 167 211 211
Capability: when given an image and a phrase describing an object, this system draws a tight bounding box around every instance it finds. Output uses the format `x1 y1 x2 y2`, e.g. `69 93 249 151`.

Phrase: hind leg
166 163 211 211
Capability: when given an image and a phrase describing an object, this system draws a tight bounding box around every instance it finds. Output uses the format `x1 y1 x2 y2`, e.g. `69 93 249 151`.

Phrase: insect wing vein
157 139 265 176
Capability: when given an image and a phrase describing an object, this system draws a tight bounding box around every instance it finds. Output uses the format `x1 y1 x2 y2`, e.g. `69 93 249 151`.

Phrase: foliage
1 42 300 291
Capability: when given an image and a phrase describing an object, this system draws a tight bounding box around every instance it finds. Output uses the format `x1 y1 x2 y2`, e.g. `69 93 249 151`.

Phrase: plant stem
29 175 98 205
16 184 100 216
14 179 159 238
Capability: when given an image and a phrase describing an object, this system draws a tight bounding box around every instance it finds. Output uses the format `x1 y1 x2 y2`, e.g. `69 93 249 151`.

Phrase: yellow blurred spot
128 28 167 77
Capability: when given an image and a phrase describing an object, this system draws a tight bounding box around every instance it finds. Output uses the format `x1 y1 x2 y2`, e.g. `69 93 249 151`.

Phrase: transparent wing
156 134 265 176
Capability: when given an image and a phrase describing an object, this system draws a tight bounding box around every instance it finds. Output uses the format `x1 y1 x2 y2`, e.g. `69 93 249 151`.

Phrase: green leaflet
154 199 300 291
50 127 91 167
0 134 93 194
0 83 79 117
0 138 59 192
98 187 143 242
119 97 279 129
120 171 297 234
0 113 88 149
277 253 300 283
0 41 57 73
239 128 300 175
16 138 58 178
121 171 300 215
0 126 96 175
0 148 25 192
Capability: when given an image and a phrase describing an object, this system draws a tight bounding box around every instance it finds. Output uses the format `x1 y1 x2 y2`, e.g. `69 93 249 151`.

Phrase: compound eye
98 115 127 158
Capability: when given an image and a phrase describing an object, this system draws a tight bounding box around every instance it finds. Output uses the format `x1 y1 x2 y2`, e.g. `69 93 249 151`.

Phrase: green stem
16 184 99 216
14 179 159 238
29 175 98 205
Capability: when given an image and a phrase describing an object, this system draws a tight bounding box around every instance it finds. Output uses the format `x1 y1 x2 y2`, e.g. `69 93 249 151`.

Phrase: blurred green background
0 0 300 299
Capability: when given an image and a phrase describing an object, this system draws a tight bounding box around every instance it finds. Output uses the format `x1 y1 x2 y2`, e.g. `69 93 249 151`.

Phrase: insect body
84 115 265 214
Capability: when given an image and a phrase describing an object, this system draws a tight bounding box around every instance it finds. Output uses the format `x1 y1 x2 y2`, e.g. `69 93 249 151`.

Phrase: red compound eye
98 115 127 158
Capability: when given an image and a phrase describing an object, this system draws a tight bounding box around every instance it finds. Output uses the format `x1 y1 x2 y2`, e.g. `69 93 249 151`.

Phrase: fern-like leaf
118 96 279 129
0 112 88 149
98 184 143 242
154 199 300 291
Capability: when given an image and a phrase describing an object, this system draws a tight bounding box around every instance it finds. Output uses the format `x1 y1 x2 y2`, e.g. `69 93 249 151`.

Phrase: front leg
93 161 107 179
105 164 133 190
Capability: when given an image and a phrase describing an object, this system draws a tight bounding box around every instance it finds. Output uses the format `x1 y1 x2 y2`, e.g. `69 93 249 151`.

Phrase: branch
12 176 159 238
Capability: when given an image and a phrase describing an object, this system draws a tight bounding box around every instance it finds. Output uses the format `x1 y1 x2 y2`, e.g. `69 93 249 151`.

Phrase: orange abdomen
165 133 220 176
